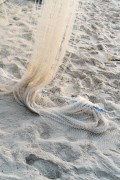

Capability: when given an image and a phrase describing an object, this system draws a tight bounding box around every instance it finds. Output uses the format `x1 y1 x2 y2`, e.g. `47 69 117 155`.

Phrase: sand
0 0 120 179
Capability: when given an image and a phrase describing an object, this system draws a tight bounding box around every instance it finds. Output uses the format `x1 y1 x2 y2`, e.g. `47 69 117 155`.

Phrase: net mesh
0 0 119 134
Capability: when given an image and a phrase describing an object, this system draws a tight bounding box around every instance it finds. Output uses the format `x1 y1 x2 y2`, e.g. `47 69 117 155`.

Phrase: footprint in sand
25 154 62 179
40 141 81 163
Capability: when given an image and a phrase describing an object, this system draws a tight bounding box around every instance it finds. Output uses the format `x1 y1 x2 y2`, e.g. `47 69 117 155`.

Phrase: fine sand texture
0 0 120 179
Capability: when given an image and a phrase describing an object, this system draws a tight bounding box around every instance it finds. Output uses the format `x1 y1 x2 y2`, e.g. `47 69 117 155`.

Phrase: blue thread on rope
40 91 109 114
93 106 108 113
41 90 48 96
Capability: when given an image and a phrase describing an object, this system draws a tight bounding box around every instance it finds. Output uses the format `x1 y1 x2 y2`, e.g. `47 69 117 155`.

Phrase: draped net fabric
0 0 118 134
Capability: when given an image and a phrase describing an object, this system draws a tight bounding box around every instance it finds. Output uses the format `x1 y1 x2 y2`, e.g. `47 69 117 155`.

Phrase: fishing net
0 0 117 134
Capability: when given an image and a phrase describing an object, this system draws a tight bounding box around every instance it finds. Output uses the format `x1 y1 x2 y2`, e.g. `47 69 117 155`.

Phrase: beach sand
0 0 120 179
